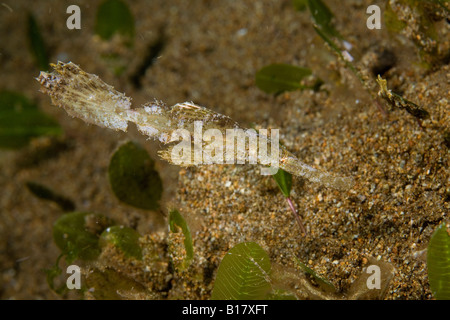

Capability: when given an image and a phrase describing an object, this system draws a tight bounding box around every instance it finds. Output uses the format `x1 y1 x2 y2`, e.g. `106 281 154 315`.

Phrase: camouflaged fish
37 61 353 191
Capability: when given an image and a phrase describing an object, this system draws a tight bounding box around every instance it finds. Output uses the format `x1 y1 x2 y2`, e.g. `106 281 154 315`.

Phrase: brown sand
0 0 448 299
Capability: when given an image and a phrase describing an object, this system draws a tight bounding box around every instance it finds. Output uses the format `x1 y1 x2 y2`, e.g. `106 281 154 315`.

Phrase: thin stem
375 97 387 117
286 197 307 235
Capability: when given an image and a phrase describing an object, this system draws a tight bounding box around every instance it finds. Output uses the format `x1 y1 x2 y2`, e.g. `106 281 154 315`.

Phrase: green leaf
100 226 142 260
307 0 341 39
0 90 35 111
265 289 298 300
273 168 292 198
413 1 439 42
255 63 312 94
294 257 336 293
308 2 365 83
427 222 450 300
0 91 62 149
53 212 110 263
95 0 135 74
384 2 407 33
27 13 49 70
313 25 341 56
211 242 272 300
109 141 163 210
85 268 146 300
292 0 307 11
45 254 67 295
26 181 75 212
95 0 134 44
313 26 360 79
169 209 193 269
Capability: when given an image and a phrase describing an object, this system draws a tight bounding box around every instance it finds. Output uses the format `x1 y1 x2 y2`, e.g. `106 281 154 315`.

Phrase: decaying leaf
109 141 162 210
85 267 147 300
347 256 396 300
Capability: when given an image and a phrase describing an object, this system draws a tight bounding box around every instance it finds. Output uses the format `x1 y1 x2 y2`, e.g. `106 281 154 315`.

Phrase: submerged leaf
95 0 134 44
294 257 336 293
94 0 135 74
255 63 312 94
0 91 62 149
168 209 193 269
265 289 298 300
45 254 67 295
109 141 163 210
273 168 292 198
384 0 443 64
307 0 341 39
384 2 407 33
347 256 395 300
53 212 111 263
85 268 146 300
26 181 75 212
27 13 49 70
313 26 359 78
211 242 272 300
427 222 450 300
100 226 142 260
292 0 307 11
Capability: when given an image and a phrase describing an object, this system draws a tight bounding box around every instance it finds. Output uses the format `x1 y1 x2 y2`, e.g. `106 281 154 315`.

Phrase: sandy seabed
0 0 448 299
